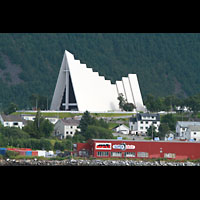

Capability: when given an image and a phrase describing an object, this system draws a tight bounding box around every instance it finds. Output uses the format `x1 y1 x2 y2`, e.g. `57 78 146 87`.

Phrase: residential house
0 114 27 129
20 114 35 121
21 114 59 124
129 113 160 136
44 116 59 124
185 125 200 141
176 121 200 139
112 124 130 135
54 118 80 139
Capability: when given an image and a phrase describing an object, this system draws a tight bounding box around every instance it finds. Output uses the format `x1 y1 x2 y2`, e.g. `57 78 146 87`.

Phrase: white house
44 116 59 124
185 125 200 141
54 118 80 139
112 124 130 135
21 114 59 125
0 114 26 129
129 113 160 136
176 121 200 139
20 114 35 121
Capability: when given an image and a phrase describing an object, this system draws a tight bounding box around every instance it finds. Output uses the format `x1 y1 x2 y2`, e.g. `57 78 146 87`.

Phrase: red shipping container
20 148 32 151
32 151 38 156
17 150 26 156
7 148 18 151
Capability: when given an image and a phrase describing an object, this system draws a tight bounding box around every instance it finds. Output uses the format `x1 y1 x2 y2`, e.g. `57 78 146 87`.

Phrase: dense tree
3 103 18 115
23 109 54 139
184 94 200 115
77 111 113 141
29 94 48 110
146 125 158 139
144 94 186 112
159 123 170 139
84 125 113 141
0 126 30 139
79 111 94 134
161 114 177 131
117 93 135 111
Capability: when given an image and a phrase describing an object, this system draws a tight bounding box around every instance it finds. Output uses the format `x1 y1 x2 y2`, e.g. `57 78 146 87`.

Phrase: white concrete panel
128 74 145 112
116 81 126 98
108 84 120 111
122 77 134 104
50 53 68 110
67 52 108 112
97 79 118 111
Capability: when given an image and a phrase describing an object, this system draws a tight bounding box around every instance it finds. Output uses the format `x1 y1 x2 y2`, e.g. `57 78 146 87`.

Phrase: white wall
116 80 126 98
50 52 69 110
122 77 134 104
128 74 145 112
54 120 64 138
3 121 24 129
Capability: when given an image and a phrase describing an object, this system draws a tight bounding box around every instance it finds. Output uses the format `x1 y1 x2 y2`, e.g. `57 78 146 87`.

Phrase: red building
75 139 200 160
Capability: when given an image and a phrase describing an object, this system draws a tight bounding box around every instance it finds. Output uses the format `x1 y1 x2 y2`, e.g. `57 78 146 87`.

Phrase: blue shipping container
0 148 7 155
26 151 32 156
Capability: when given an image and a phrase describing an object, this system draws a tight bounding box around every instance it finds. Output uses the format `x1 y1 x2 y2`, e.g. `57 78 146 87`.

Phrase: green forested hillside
0 33 200 109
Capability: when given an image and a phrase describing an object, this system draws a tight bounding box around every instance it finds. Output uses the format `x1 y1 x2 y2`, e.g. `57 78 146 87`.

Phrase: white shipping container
37 150 46 157
48 151 54 155
45 151 54 157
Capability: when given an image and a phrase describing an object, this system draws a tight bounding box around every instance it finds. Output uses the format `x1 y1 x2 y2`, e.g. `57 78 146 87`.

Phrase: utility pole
47 96 48 110
36 98 38 110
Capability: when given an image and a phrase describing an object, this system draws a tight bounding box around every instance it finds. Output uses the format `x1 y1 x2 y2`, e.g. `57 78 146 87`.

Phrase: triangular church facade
50 50 145 112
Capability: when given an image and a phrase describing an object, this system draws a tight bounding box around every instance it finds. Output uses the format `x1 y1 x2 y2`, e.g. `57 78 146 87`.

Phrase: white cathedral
50 50 146 112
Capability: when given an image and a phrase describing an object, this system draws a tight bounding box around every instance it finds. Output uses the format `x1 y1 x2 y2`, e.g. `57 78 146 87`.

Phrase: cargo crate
26 151 32 156
31 151 38 156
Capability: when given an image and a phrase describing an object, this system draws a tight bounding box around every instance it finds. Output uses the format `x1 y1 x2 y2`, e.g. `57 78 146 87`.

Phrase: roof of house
130 113 160 122
177 121 200 127
187 125 200 131
112 124 129 130
60 118 80 126
137 113 160 120
1 114 26 123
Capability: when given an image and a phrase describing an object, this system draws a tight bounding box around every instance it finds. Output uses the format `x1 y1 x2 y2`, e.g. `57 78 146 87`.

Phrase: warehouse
75 139 200 160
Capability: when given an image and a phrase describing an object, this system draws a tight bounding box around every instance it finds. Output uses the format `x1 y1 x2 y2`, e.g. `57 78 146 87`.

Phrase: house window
71 126 73 129
66 131 69 134
194 132 196 135
140 127 143 130
70 131 73 134
145 121 148 124
13 122 18 126
141 121 143 124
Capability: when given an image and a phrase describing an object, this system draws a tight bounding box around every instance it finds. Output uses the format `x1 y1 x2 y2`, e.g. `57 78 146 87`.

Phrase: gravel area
0 158 200 166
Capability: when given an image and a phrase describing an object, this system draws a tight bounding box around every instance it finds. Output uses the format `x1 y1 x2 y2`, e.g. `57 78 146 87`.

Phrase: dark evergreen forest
0 33 200 109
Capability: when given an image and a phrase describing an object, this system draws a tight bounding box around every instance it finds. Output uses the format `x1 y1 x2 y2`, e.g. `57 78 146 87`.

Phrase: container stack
0 148 53 157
